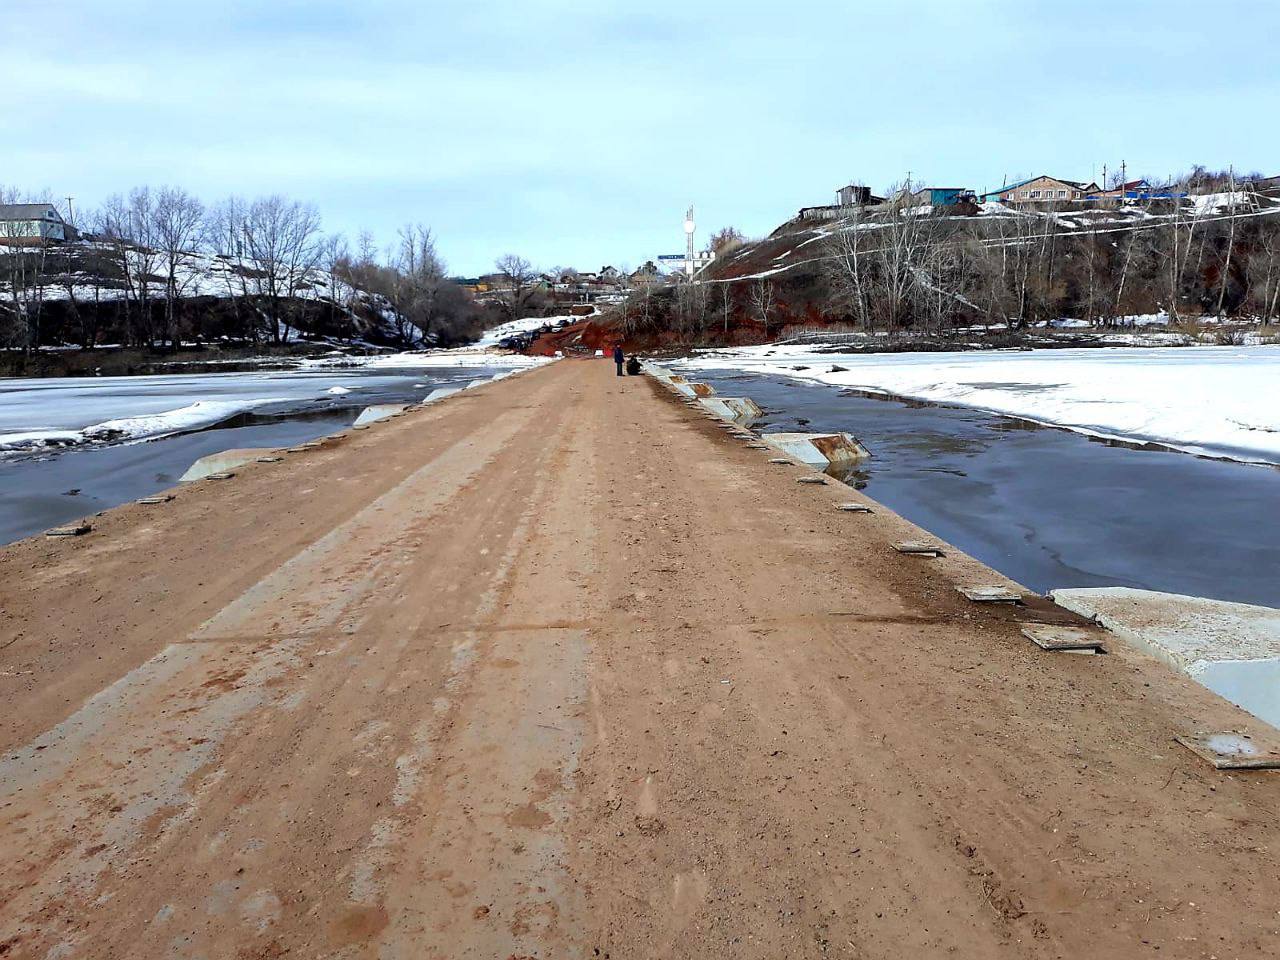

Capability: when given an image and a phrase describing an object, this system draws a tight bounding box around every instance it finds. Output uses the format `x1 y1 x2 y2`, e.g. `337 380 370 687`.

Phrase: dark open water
694 370 1280 608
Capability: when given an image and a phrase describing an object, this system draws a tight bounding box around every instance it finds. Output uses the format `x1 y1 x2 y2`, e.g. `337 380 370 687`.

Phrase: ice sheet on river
0 398 288 452
678 344 1280 464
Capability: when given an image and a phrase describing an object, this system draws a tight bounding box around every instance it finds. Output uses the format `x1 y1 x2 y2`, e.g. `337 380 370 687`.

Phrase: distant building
981 176 1101 204
904 186 975 207
1090 179 1187 202
836 184 872 206
629 261 662 287
0 203 73 244
1247 175 1280 197
798 183 886 221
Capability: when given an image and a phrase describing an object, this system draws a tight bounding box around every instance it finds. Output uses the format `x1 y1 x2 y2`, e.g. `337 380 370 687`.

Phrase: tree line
0 185 488 354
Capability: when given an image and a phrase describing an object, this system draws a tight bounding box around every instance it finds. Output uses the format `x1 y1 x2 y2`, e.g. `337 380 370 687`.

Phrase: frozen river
0 362 526 544
692 369 1280 609
681 343 1280 464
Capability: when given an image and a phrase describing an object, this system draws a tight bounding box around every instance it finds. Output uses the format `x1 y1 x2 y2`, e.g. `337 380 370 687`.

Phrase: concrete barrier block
424 386 463 403
697 397 763 422
179 448 280 482
672 381 716 399
353 404 407 426
761 432 869 468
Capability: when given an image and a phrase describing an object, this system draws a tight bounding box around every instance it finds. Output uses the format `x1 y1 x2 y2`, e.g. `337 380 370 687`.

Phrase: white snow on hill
679 344 1280 464
474 313 578 348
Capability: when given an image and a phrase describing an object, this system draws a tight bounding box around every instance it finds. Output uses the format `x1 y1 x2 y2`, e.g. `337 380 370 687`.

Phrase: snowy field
678 344 1280 464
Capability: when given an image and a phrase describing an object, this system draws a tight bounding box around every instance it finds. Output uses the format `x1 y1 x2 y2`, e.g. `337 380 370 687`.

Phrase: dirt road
2 359 1277 959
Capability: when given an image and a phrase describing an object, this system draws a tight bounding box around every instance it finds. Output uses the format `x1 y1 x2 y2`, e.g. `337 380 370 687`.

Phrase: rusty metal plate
835 503 872 513
1175 732 1280 770
957 585 1023 603
893 541 945 557
1020 625 1106 652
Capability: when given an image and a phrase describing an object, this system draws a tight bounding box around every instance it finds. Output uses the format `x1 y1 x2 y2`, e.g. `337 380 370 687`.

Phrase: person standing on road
613 343 625 377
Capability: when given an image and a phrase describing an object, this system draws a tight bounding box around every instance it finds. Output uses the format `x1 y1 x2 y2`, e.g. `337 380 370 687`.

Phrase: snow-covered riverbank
678 344 1280 464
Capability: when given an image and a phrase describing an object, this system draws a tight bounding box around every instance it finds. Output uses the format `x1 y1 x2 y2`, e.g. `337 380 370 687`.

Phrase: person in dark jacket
626 355 641 375
613 344 625 376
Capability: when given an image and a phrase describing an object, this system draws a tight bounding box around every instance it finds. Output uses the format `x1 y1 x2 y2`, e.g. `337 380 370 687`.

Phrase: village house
980 175 1101 204
629 261 662 287
0 203 75 245
898 186 976 207
797 183 886 221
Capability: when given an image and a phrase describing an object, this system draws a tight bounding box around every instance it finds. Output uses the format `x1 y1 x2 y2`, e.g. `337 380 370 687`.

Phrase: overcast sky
6 0 1278 275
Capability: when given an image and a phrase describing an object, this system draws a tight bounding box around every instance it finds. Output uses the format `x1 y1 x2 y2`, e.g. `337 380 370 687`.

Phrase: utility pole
65 196 75 226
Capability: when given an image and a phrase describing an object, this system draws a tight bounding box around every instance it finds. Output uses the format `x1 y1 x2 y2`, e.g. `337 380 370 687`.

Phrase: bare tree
494 253 537 320
709 227 745 256
717 281 735 337
154 186 206 347
0 186 52 354
749 277 776 338
241 196 324 344
822 203 872 330
126 187 161 345
387 225 446 346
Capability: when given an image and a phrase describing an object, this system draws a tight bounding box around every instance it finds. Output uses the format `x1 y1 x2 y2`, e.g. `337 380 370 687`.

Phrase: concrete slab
762 432 869 468
179 448 278 482
46 523 91 537
1052 587 1280 729
1175 732 1280 770
136 495 174 505
1021 625 1107 653
957 585 1023 603
835 503 873 513
797 476 828 485
698 397 764 422
893 541 945 557
424 386 463 403
672 381 716 399
353 404 407 426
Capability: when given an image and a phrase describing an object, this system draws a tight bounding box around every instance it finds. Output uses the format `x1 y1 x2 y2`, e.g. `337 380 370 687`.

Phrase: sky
5 0 1279 276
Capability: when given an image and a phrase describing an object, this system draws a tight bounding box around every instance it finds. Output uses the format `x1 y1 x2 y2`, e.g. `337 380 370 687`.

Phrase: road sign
657 254 686 261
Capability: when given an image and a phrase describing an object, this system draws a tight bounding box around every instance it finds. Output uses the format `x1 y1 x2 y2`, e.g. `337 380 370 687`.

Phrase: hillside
0 235 498 377
604 191 1280 349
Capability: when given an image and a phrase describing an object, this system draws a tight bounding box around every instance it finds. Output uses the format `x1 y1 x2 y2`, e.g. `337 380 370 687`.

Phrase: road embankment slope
1 359 1276 959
